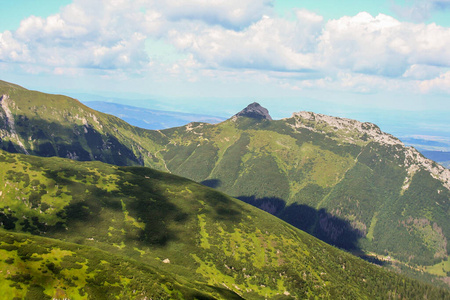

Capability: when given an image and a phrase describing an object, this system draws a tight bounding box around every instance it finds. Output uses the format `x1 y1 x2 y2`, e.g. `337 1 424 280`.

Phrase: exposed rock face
0 94 29 154
289 111 450 190
234 102 272 120
290 111 402 146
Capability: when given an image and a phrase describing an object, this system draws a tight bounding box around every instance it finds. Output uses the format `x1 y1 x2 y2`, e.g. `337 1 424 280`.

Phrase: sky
0 0 450 150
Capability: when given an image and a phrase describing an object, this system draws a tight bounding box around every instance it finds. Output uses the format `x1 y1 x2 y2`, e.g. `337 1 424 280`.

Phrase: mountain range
83 101 225 130
1 80 450 297
2 148 449 298
421 151 450 169
79 100 450 169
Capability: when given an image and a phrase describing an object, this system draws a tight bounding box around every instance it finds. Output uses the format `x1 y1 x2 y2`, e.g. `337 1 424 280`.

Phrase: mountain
421 151 450 169
83 101 225 130
0 80 168 168
161 109 450 278
1 80 449 285
233 102 273 120
1 149 449 299
83 100 450 169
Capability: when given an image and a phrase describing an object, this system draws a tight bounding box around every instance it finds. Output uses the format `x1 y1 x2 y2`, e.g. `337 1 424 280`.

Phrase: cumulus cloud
402 64 444 80
318 13 450 77
0 0 154 71
166 10 450 83
419 71 450 93
0 0 273 72
149 0 273 29
0 30 32 63
1 0 450 96
167 11 323 72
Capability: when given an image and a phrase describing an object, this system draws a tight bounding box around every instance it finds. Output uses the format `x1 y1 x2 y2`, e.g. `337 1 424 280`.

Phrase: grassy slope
0 80 167 169
159 118 450 272
1 150 449 299
0 230 239 300
1 80 449 284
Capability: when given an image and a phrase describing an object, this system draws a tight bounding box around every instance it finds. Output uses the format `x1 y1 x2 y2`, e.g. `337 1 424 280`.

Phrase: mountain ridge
0 80 449 287
2 149 448 298
84 100 226 130
286 110 450 188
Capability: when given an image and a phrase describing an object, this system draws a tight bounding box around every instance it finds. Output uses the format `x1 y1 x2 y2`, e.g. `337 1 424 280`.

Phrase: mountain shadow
201 179 222 188
1 116 144 166
2 160 189 248
238 195 370 254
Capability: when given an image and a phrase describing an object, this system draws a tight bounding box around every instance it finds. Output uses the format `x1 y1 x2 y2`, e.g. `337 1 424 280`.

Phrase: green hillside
0 230 239 300
1 149 449 299
156 111 450 276
1 80 449 286
0 80 167 168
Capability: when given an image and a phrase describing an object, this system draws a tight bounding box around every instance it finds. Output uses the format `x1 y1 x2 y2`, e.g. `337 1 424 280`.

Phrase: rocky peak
290 111 402 146
234 102 272 120
288 111 450 190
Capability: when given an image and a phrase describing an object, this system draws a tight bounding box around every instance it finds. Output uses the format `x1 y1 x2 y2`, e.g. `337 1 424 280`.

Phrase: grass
0 229 230 299
366 212 378 241
1 80 450 293
1 150 449 298
425 259 450 276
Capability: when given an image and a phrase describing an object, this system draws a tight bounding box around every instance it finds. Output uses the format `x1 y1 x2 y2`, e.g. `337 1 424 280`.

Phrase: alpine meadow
0 80 450 299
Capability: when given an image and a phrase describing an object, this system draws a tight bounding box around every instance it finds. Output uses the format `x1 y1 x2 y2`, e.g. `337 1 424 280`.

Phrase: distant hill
84 101 225 130
1 80 449 288
421 151 450 169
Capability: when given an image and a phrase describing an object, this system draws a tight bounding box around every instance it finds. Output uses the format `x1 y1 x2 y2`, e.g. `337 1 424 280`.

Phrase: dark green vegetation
1 80 450 288
0 80 166 167
159 115 450 286
0 149 449 299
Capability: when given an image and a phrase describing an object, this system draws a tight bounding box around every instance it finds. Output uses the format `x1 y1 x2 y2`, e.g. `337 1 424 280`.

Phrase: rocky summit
233 102 273 120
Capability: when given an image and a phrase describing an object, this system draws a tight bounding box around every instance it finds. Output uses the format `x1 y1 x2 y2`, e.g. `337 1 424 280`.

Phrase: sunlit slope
0 230 239 300
158 113 450 275
0 150 448 299
1 80 449 282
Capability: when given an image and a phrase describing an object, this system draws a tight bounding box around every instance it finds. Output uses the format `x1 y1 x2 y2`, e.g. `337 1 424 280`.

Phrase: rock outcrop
234 102 272 120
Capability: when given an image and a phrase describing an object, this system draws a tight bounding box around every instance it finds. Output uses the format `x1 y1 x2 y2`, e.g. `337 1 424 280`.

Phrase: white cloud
0 30 32 62
150 0 273 29
165 10 450 95
0 0 153 71
320 13 407 77
419 71 450 93
0 0 274 71
167 11 323 72
402 64 444 79
2 1 450 98
318 13 450 78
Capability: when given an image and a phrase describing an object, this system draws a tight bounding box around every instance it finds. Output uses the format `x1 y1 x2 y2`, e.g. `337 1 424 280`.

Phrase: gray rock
234 102 272 120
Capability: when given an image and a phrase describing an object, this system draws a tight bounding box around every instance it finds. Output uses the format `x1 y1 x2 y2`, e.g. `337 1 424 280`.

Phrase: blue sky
0 0 72 31
1 0 449 150
276 0 450 26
